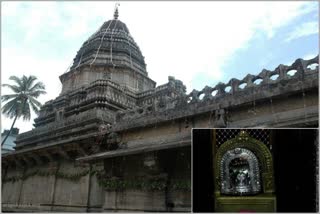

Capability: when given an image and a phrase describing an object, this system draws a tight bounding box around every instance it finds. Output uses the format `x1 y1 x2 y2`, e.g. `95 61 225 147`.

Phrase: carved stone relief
220 148 261 195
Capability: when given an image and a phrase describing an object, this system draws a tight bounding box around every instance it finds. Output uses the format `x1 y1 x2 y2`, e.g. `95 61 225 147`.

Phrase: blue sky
1 1 319 133
191 2 318 89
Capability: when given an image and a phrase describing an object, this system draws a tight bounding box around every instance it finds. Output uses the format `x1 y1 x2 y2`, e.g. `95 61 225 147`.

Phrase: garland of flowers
3 169 90 183
56 170 89 182
93 170 191 191
3 169 191 191
97 177 167 191
169 180 191 191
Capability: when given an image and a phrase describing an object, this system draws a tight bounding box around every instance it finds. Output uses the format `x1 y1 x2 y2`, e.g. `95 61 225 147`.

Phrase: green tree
1 75 46 145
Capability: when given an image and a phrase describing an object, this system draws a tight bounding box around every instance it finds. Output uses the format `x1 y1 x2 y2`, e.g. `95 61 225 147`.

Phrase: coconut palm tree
1 75 46 145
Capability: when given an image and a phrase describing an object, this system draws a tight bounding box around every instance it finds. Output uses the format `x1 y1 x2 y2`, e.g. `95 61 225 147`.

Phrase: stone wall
2 167 24 205
99 148 191 212
18 165 56 211
2 161 91 212
51 161 90 212
2 147 191 212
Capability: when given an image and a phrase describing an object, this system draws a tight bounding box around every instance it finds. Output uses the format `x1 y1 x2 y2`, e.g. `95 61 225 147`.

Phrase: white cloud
1 47 66 132
285 21 318 42
283 51 318 66
1 1 317 133
1 1 21 17
302 52 318 60
123 2 315 91
16 2 63 42
253 2 317 39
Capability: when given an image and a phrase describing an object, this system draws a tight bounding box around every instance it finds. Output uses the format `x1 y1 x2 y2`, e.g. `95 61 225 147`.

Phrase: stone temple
1 8 319 212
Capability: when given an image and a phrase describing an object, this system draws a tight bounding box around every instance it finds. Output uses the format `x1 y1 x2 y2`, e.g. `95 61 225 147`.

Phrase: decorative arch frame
214 131 274 195
221 148 261 195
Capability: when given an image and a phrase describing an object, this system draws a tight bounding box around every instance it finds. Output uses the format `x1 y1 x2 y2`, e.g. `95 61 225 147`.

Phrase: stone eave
63 100 126 117
16 117 101 146
59 63 156 86
2 132 98 160
76 133 191 163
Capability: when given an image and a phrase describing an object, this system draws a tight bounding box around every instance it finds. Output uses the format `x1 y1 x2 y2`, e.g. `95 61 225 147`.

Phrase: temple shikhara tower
2 7 319 212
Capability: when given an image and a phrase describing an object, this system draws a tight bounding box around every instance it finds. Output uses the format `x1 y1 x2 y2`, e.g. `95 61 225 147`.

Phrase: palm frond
2 84 21 94
29 81 46 92
29 100 40 115
21 102 31 121
1 94 19 102
26 76 38 90
28 96 42 108
2 98 22 119
8 76 23 88
26 90 46 98
21 75 29 91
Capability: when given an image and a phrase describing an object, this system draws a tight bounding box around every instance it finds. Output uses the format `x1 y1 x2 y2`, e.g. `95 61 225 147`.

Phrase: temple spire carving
114 3 120 20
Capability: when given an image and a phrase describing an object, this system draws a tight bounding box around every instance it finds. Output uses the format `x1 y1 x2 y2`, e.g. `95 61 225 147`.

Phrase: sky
1 1 319 133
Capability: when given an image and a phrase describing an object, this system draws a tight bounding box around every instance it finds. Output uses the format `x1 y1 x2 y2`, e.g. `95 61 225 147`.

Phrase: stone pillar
50 162 60 211
88 162 105 212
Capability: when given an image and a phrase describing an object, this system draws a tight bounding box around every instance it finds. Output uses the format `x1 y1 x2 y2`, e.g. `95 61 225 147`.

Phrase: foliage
94 170 191 191
170 180 191 191
56 170 90 182
97 177 167 191
1 75 46 145
3 169 89 183
2 75 46 120
3 168 191 191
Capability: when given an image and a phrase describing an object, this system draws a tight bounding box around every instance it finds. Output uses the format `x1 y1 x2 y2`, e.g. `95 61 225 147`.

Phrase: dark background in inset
192 129 214 212
273 129 318 212
192 129 318 212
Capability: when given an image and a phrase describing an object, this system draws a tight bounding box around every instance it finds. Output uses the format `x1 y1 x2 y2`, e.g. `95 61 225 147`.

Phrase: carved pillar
17 167 27 206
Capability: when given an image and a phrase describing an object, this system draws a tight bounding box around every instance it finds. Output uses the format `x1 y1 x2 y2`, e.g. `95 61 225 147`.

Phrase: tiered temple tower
60 8 156 94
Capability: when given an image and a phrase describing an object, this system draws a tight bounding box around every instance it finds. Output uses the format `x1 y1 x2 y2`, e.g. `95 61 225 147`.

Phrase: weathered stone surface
103 190 166 211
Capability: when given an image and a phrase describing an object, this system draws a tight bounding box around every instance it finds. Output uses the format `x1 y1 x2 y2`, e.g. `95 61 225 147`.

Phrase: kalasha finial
114 3 120 20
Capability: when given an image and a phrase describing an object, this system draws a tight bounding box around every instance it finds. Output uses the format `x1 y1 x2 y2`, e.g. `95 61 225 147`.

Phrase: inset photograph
193 129 318 212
